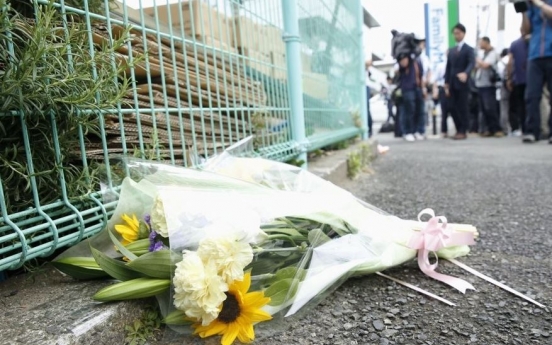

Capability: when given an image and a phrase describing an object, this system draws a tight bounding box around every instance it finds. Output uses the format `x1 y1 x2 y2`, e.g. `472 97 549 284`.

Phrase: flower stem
266 234 300 246
251 273 275 281
253 247 305 254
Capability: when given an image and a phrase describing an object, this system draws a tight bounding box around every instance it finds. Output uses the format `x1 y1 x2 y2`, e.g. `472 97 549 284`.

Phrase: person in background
497 48 511 135
432 49 453 137
445 23 475 140
507 29 528 136
385 75 397 123
397 53 424 142
390 73 404 138
520 0 552 143
468 69 482 134
415 35 431 140
365 60 373 137
540 85 551 138
475 36 503 137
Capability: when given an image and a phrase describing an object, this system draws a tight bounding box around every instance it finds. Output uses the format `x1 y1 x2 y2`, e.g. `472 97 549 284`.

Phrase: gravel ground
4 135 550 345
254 136 552 345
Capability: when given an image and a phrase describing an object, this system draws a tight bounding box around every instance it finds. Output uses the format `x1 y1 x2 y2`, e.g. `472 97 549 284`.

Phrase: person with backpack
396 54 424 142
474 36 504 137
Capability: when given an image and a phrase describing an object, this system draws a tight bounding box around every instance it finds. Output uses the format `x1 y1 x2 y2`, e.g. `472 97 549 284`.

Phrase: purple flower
148 230 164 252
151 241 164 252
144 214 151 227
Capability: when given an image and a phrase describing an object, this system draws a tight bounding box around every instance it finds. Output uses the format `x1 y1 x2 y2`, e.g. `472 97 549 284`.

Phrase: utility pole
476 0 481 53
498 0 506 52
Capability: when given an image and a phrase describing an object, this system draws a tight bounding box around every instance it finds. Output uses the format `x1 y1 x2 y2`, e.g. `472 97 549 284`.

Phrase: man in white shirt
384 76 397 122
415 35 432 139
365 60 373 137
432 50 452 137
496 49 511 135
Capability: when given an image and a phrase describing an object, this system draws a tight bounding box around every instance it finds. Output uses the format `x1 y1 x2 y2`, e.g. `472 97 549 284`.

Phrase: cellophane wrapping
54 137 471 344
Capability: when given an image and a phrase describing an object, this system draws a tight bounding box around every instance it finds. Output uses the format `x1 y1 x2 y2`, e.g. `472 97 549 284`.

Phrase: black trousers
478 87 501 134
525 58 552 139
366 86 373 137
450 87 470 134
468 92 480 133
509 84 526 132
438 86 451 133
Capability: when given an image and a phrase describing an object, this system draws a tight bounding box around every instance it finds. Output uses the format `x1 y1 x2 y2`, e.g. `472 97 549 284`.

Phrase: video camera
391 30 422 60
511 0 529 13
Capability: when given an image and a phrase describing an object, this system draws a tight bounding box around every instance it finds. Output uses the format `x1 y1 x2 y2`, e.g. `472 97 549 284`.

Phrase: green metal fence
0 0 367 272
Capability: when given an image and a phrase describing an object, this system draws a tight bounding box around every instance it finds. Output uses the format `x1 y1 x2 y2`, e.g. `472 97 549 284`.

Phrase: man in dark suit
445 23 476 140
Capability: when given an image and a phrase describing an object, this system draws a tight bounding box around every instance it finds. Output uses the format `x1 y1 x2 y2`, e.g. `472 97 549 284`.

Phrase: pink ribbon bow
408 209 476 293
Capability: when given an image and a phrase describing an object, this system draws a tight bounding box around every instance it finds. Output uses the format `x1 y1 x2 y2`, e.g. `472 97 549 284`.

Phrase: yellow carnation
173 251 228 325
197 236 254 284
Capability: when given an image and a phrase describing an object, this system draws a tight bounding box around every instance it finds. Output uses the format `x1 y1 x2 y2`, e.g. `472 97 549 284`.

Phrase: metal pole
281 0 308 167
476 1 480 50
497 0 506 52
357 2 369 140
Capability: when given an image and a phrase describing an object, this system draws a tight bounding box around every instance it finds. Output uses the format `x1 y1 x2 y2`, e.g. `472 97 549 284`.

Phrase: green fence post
281 0 308 167
357 2 369 140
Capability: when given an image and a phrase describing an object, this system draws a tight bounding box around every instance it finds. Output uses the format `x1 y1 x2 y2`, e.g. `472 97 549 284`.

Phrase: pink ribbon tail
418 250 475 293
448 258 546 308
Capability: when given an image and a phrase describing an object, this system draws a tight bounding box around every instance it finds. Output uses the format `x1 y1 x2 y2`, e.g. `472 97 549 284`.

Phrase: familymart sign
424 0 459 68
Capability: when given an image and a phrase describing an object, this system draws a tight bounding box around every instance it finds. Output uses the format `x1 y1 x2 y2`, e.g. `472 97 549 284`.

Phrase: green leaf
263 227 304 238
162 310 193 325
297 213 351 236
51 259 109 280
109 228 138 261
308 228 332 247
126 250 175 279
268 266 307 285
265 278 300 306
93 278 171 302
125 239 151 256
137 222 150 239
246 257 284 276
91 247 144 281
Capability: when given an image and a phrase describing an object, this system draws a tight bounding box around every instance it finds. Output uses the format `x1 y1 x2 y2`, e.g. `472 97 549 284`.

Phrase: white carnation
150 196 169 238
197 236 254 284
173 251 228 325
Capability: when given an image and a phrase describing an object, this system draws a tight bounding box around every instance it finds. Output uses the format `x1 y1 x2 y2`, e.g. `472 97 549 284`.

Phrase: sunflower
114 214 140 245
193 272 272 345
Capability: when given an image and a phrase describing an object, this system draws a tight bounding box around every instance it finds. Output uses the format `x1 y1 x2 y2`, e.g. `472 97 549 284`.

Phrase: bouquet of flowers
53 138 542 345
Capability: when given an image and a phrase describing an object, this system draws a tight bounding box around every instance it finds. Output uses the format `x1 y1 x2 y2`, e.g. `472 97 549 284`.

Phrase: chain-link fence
0 0 367 271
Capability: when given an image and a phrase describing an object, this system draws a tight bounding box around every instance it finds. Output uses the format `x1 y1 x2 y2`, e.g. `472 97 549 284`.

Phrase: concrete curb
307 138 379 185
0 141 380 345
1 267 147 345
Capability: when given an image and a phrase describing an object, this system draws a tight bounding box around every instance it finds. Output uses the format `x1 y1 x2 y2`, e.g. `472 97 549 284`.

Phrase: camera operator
520 0 552 143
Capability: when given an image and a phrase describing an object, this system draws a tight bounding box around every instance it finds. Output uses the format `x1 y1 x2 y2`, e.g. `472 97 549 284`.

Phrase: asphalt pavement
261 135 551 345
